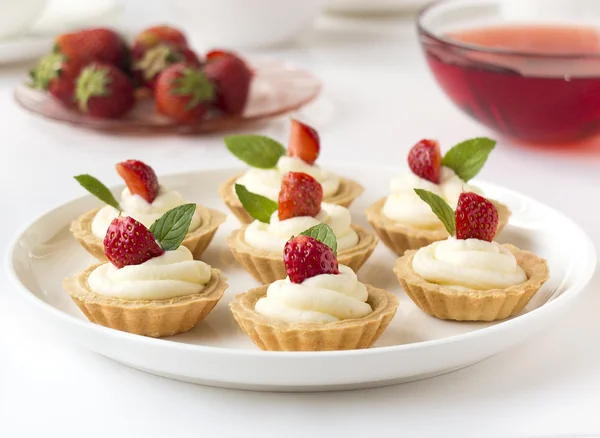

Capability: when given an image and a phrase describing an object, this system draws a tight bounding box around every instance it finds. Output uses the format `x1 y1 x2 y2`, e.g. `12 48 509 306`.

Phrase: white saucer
6 165 596 391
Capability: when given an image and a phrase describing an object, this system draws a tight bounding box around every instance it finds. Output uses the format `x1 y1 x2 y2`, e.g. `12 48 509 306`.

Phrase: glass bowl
417 0 600 146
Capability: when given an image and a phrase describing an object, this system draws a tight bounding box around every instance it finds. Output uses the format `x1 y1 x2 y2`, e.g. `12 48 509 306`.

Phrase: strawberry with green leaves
134 25 188 50
155 63 215 124
203 50 252 115
75 63 135 119
54 27 129 71
414 189 499 242
30 52 85 108
132 44 201 90
103 203 196 268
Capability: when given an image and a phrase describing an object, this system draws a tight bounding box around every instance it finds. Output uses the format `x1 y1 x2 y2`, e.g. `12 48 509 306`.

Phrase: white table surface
2 2 600 437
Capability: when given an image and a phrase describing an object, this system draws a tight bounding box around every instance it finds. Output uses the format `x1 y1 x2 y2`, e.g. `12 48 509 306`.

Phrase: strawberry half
104 216 164 268
407 139 442 184
283 235 339 284
116 160 160 203
288 119 320 164
75 63 134 119
203 52 252 115
455 192 498 242
278 172 323 221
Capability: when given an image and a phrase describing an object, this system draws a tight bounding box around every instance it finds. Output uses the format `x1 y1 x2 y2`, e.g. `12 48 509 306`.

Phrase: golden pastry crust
366 197 511 256
219 173 364 224
70 204 226 262
227 224 378 284
229 283 398 351
393 244 550 321
63 264 228 337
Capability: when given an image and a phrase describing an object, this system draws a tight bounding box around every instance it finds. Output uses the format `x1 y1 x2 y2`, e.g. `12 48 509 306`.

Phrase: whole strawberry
134 25 188 50
203 52 252 115
132 44 201 90
278 172 323 221
284 235 339 284
455 192 498 242
55 28 128 70
30 52 84 107
75 63 135 119
155 63 215 124
116 160 160 203
288 119 320 164
104 216 164 268
408 139 442 184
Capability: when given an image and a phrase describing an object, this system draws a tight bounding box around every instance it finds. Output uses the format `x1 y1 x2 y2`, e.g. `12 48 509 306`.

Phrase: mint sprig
74 174 121 210
300 223 337 256
414 189 455 236
224 135 286 169
235 184 278 223
149 203 196 251
442 137 496 182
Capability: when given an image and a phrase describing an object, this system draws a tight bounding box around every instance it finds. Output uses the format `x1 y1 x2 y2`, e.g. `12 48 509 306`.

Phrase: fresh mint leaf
414 189 455 236
300 223 337 256
224 135 286 169
442 137 496 182
235 184 278 223
74 174 121 210
149 203 196 251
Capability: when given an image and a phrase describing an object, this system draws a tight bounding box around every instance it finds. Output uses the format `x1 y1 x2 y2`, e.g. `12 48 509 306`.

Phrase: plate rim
6 164 598 359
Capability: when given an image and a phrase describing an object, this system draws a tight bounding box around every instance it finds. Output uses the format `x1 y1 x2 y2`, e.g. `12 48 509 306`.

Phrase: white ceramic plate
7 165 596 392
326 0 430 15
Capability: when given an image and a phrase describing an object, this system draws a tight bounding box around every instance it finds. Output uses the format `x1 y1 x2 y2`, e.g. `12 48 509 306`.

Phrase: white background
2 1 600 437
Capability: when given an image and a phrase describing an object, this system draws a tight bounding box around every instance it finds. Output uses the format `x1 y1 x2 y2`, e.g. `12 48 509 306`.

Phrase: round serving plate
14 59 321 134
6 165 596 391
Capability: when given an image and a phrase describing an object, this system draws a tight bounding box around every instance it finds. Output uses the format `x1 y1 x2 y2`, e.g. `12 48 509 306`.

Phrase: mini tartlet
230 225 398 351
71 159 226 261
366 138 510 256
219 119 364 223
64 204 228 337
394 190 549 321
227 172 378 284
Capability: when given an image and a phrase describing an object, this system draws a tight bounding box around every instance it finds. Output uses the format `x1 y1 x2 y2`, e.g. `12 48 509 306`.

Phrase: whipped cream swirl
383 167 481 228
413 238 527 290
91 185 202 239
88 246 212 300
244 202 358 253
255 265 372 322
234 156 340 201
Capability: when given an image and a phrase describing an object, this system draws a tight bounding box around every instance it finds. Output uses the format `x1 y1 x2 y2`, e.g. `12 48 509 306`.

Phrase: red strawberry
104 216 164 268
134 25 188 50
407 139 442 184
75 63 135 119
203 53 252 115
206 49 231 61
278 172 323 221
116 160 160 203
54 28 128 69
30 52 84 107
455 192 499 242
132 43 201 89
155 63 215 124
283 235 339 284
288 119 320 164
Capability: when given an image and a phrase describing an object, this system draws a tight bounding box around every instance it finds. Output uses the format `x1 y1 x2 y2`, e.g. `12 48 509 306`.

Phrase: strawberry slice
104 216 164 268
288 119 320 164
283 235 339 284
407 139 442 184
278 172 323 221
115 160 160 203
203 52 252 115
455 192 499 242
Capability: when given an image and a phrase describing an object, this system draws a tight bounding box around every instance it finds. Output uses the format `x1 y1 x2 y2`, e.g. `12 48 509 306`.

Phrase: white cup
0 0 48 40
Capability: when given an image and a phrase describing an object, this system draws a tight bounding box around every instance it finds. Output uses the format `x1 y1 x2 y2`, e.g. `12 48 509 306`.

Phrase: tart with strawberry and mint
394 190 549 322
219 119 364 223
366 137 511 256
63 204 229 337
227 171 378 284
70 159 226 261
230 224 398 351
